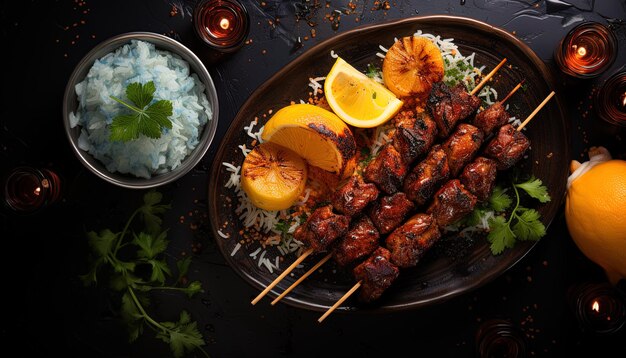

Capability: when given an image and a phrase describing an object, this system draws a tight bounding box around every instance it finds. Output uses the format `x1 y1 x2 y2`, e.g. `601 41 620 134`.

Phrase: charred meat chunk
427 82 481 138
333 216 380 267
392 111 438 165
368 192 415 235
332 176 379 217
441 123 484 177
484 124 531 170
472 101 510 136
427 179 478 227
403 145 451 206
459 157 497 202
353 247 400 303
294 205 349 254
363 143 408 195
385 213 442 268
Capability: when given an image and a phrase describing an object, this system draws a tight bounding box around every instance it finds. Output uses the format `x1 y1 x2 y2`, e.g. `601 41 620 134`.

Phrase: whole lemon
565 146 626 285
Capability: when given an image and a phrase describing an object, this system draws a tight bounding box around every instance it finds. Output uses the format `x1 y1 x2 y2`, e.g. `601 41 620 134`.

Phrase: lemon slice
324 57 403 128
241 142 308 211
261 103 357 178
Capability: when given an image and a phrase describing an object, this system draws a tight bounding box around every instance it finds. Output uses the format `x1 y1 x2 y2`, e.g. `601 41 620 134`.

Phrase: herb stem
508 182 521 226
145 286 188 292
128 286 166 332
114 208 140 255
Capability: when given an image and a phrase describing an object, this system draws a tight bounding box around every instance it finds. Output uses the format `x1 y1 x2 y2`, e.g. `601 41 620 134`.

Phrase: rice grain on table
71 40 211 179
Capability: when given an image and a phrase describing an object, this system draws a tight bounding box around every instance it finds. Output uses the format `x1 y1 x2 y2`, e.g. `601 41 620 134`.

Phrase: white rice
71 40 211 179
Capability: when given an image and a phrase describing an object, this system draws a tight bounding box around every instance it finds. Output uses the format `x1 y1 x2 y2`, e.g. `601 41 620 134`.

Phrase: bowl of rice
63 32 218 188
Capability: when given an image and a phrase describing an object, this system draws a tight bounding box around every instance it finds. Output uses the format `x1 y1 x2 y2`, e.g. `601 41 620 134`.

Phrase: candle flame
592 300 600 313
622 93 626 107
576 46 587 57
34 186 41 196
220 18 230 30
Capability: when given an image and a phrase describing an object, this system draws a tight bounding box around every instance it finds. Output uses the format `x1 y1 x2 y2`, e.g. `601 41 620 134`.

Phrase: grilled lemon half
241 142 308 211
261 103 357 179
382 36 445 99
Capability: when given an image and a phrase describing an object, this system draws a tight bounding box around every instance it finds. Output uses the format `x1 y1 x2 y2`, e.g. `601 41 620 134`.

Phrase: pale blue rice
70 40 211 179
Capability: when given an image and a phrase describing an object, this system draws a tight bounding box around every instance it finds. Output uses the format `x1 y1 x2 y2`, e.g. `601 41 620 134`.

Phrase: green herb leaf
87 229 118 258
366 63 380 78
485 175 551 255
488 186 513 212
147 259 172 284
157 311 206 358
487 216 516 255
183 280 204 298
515 177 551 203
140 192 171 235
109 81 173 142
512 208 546 241
176 256 192 283
133 232 169 260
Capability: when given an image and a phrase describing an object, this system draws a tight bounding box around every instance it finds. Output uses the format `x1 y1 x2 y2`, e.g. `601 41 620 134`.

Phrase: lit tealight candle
3 166 62 213
475 319 526 358
193 0 249 53
554 22 617 78
568 282 626 334
594 71 626 127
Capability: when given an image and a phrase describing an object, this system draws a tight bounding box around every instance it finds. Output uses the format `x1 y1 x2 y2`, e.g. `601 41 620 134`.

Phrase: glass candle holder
554 22 617 79
595 71 626 127
193 0 250 54
567 282 626 335
2 166 62 213
476 319 527 358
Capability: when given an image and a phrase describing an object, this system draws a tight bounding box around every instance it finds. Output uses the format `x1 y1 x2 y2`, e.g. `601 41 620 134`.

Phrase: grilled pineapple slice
382 36 445 99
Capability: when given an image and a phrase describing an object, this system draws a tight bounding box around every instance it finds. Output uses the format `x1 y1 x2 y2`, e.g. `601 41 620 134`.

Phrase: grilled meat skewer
363 143 408 195
352 247 400 303
403 145 451 206
294 205 350 254
459 156 498 202
332 176 380 218
428 82 482 139
392 111 439 165
385 213 441 268
484 123 531 170
333 215 381 268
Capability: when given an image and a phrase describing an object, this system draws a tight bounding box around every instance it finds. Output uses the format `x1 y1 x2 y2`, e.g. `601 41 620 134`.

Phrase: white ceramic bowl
63 32 219 189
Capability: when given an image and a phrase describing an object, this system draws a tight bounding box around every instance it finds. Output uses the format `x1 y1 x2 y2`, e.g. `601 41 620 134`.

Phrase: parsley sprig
109 81 173 142
81 191 208 358
486 176 551 255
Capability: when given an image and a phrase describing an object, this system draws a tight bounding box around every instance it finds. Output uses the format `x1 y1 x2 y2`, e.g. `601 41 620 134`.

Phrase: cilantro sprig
109 81 173 142
486 176 551 255
81 191 208 358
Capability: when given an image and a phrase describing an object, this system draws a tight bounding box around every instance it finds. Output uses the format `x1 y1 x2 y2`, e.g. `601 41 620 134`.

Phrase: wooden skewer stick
318 281 362 323
271 253 333 306
517 91 555 131
500 79 526 105
470 58 508 96
251 248 313 305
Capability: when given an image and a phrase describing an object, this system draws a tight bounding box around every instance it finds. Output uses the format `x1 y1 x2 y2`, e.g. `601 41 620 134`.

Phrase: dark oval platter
208 15 569 314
